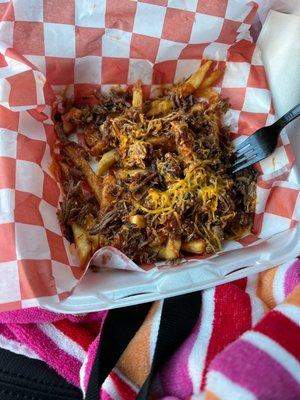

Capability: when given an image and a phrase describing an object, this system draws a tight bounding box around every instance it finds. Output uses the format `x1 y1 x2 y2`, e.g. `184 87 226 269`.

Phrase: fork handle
274 102 300 130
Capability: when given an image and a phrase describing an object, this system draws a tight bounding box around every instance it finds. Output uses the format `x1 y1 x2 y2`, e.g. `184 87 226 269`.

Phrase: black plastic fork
232 103 300 173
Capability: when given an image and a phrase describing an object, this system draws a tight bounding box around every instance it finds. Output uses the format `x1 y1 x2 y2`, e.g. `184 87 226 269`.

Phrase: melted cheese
134 164 223 221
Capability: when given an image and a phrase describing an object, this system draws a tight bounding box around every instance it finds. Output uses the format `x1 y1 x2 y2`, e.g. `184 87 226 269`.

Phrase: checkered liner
0 0 299 311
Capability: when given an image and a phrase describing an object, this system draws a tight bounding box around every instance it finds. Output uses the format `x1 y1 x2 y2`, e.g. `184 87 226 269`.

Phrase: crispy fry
96 150 119 176
190 102 206 113
195 67 225 95
175 60 213 97
171 121 197 165
147 136 169 146
158 238 181 260
84 214 101 253
111 120 129 159
182 239 206 254
149 230 167 247
147 99 173 117
111 119 121 137
59 161 70 177
84 124 99 148
101 173 116 210
62 121 73 135
194 87 219 102
89 233 100 253
62 107 82 123
72 223 91 266
115 168 146 180
132 80 143 109
148 135 177 152
129 214 146 228
64 142 102 204
90 141 108 157
84 213 96 230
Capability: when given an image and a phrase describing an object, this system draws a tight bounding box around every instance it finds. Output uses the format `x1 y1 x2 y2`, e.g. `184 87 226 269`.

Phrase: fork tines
232 137 261 173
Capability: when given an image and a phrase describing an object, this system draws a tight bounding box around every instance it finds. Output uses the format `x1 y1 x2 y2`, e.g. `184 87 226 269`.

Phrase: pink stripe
159 318 200 398
0 308 67 324
101 390 114 400
0 308 106 324
0 325 17 341
82 311 109 392
284 260 300 297
9 323 81 386
83 335 100 392
0 325 40 360
210 339 300 398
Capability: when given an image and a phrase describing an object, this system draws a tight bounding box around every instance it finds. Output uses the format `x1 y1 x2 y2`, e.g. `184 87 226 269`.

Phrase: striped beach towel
0 259 299 399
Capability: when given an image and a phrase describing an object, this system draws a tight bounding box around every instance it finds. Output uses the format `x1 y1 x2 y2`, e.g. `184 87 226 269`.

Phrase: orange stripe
284 283 300 307
256 267 278 310
117 302 160 387
205 390 221 400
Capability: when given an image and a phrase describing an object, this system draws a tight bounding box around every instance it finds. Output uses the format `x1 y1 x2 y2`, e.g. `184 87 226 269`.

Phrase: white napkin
256 0 300 23
257 10 300 179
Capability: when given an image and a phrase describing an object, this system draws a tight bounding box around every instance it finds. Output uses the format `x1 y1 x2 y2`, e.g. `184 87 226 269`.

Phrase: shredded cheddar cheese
134 163 231 227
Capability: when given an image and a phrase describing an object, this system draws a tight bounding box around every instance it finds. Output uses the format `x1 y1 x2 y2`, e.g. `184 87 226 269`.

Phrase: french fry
64 142 102 204
194 67 225 96
58 161 70 177
129 215 146 228
149 232 166 247
171 121 197 164
147 99 173 117
147 136 169 146
84 213 96 230
101 173 116 210
182 239 205 254
62 107 82 123
190 103 206 113
90 141 108 157
89 233 100 253
175 60 213 97
84 214 102 253
148 135 177 152
132 80 143 109
62 121 74 135
96 150 119 176
84 124 99 148
158 238 181 260
111 120 128 158
86 217 108 249
72 223 91 266
194 87 219 102
111 119 121 137
115 168 146 180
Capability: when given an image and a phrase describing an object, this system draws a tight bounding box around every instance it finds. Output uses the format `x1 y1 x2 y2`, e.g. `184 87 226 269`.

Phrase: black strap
86 291 202 400
86 302 153 400
0 347 82 400
137 291 202 399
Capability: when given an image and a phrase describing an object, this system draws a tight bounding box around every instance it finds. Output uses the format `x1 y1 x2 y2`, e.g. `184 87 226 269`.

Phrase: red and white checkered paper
0 0 299 311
